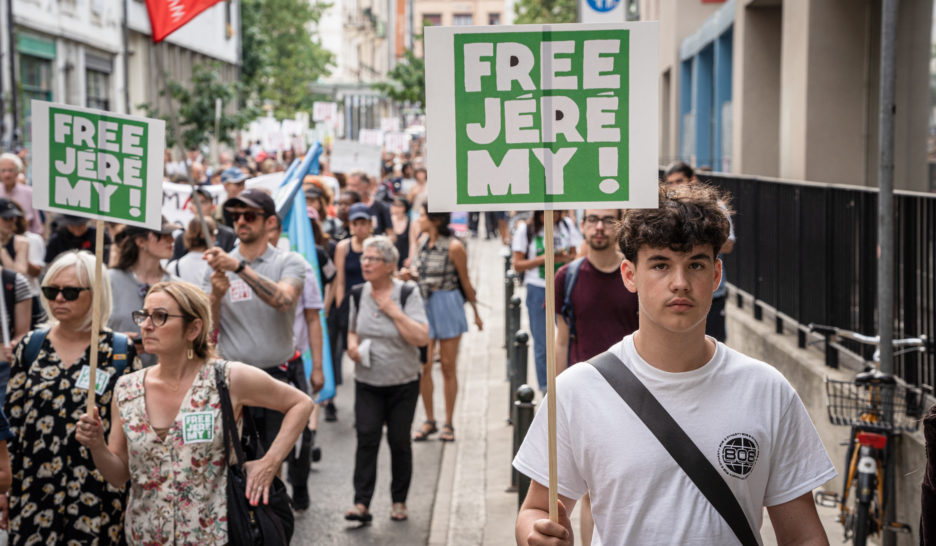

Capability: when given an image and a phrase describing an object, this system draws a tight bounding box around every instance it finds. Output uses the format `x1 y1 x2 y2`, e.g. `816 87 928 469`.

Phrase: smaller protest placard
330 140 382 178
358 129 384 147
30 101 165 229
313 101 339 123
381 117 401 133
384 132 411 154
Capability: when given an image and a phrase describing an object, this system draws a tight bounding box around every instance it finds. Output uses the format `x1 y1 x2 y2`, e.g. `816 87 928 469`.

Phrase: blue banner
275 143 336 402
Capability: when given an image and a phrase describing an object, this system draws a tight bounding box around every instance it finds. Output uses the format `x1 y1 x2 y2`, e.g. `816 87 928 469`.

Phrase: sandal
390 502 408 521
344 504 372 523
439 423 455 442
412 419 438 441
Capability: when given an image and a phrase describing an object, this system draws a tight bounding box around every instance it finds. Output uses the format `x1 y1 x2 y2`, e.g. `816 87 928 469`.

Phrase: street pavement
291 228 842 545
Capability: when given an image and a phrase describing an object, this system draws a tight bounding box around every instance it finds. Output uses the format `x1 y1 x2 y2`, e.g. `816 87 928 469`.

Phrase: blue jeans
525 284 547 391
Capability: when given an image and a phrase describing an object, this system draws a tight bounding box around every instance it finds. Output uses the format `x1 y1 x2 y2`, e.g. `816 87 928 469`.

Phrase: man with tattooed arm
203 188 306 449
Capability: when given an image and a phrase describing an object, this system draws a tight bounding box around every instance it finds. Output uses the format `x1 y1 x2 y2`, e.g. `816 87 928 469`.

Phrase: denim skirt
424 289 469 340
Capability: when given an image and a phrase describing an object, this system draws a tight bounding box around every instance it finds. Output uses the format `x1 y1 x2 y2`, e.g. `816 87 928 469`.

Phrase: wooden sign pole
543 210 558 522
86 219 105 414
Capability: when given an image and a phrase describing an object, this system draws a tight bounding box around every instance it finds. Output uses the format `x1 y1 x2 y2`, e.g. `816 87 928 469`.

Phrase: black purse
214 362 295 546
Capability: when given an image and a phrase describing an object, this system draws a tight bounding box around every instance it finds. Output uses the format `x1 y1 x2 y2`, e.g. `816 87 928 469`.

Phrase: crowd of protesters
0 131 768 545
0 138 494 542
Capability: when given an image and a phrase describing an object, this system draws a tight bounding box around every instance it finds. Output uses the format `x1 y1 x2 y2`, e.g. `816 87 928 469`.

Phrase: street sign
579 0 627 24
425 23 658 212
30 101 165 230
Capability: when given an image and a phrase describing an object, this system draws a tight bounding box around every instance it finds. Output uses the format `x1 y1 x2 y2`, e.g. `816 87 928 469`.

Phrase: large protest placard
330 140 382 178
425 23 658 212
30 101 165 230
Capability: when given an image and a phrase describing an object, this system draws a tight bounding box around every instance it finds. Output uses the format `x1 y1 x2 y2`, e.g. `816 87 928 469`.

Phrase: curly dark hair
617 182 733 263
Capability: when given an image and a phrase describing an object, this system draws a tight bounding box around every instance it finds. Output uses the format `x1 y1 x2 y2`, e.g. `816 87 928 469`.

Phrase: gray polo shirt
349 279 427 387
206 244 306 368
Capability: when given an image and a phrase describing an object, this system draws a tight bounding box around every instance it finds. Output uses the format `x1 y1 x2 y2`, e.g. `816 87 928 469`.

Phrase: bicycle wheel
852 500 870 546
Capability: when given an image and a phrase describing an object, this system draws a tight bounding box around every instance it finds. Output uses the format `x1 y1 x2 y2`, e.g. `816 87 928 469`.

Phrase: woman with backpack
1 250 141 544
510 210 581 393
404 205 482 443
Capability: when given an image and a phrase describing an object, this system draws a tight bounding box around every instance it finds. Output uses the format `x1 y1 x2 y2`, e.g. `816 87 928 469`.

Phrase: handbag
588 351 760 546
214 361 295 546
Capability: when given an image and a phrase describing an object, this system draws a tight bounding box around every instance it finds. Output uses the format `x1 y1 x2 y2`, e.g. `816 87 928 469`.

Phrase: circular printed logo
586 0 620 13
717 433 759 479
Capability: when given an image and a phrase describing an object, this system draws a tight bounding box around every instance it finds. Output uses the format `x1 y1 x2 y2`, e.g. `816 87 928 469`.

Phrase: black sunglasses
41 286 90 301
131 308 189 327
226 210 264 223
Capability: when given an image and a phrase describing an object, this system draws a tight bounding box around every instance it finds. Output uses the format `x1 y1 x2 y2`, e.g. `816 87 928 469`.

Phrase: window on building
86 70 110 111
423 13 441 27
453 13 473 25
20 55 53 105
488 13 500 25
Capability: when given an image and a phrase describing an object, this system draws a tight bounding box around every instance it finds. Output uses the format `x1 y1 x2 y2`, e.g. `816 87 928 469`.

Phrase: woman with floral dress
76 281 313 544
2 250 140 545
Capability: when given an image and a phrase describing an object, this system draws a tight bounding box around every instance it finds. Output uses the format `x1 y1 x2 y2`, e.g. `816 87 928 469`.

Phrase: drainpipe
6 0 17 145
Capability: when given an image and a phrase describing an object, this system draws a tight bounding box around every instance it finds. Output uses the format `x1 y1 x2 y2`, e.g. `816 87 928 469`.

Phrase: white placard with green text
30 101 165 230
425 23 658 212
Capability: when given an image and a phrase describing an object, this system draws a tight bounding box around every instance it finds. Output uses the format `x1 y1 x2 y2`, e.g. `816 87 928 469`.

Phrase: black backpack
349 281 416 329
1 269 46 338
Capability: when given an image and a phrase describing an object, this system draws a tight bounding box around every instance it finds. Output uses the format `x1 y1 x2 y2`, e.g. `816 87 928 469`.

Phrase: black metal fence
699 173 935 392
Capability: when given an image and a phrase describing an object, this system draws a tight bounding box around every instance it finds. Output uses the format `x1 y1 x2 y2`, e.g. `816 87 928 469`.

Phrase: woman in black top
390 196 411 268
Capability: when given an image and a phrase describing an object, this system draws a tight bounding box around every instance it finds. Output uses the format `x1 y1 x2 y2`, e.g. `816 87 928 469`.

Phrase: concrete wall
727 293 927 546
732 1 781 177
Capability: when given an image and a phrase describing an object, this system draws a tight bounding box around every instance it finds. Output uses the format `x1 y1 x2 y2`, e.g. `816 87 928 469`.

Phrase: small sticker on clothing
230 279 252 302
182 412 215 444
75 365 111 395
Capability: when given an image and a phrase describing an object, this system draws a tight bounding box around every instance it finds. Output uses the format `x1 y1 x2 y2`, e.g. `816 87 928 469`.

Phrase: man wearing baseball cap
202 188 307 455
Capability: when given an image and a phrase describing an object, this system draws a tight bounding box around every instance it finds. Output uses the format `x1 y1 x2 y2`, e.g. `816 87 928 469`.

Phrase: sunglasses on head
41 286 90 301
226 210 264 223
131 308 189 327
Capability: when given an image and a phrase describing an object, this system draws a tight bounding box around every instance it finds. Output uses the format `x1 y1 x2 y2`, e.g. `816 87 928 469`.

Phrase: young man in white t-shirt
514 183 836 545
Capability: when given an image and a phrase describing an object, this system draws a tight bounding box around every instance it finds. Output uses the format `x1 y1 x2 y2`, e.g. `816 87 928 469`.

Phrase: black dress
5 328 140 545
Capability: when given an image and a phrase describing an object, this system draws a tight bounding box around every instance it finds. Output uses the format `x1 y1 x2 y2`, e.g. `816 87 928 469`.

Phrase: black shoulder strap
400 282 414 308
350 283 364 331
589 351 760 546
561 258 585 340
2 269 16 336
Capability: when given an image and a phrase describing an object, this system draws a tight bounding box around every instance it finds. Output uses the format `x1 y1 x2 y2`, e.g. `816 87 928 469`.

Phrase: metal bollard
514 384 536 508
506 292 521 380
504 270 516 352
509 331 530 422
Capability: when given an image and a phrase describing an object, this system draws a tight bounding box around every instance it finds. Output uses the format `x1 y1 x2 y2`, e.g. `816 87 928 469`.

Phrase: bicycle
808 323 932 545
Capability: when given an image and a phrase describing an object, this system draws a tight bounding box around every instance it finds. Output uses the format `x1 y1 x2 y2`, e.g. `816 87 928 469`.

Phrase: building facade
0 0 240 152
647 0 933 192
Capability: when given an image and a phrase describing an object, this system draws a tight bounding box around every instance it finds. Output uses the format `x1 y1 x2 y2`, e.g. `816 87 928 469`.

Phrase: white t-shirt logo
717 433 759 479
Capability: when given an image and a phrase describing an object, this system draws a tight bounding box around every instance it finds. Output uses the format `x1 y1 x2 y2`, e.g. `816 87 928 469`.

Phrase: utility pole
876 0 897 544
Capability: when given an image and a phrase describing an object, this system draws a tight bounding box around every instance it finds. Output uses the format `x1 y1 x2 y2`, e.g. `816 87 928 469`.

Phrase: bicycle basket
824 378 922 433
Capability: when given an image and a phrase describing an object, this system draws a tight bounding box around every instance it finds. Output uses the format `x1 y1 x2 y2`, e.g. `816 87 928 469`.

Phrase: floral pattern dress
4 328 141 546
116 360 229 545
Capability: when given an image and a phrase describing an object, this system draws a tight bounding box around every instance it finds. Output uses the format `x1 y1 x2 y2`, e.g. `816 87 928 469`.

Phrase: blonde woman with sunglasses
2 250 141 545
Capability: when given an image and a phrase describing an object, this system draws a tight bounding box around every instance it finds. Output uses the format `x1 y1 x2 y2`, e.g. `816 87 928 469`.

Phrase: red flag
145 0 225 43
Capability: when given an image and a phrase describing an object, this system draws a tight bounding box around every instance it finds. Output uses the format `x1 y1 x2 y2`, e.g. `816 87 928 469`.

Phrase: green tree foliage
241 0 335 118
513 0 577 24
373 49 426 109
140 63 259 150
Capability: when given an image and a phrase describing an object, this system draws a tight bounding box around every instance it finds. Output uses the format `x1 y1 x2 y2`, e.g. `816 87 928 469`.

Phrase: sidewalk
427 235 843 545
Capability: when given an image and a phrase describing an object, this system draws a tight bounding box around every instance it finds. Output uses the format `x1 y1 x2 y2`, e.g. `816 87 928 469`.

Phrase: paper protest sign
358 128 384 147
384 132 411 154
330 140 382 178
30 101 165 229
313 101 339 122
425 23 658 212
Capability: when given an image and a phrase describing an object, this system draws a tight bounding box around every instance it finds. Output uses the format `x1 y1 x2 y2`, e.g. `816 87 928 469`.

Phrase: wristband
234 259 247 274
